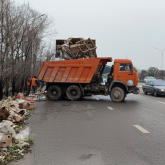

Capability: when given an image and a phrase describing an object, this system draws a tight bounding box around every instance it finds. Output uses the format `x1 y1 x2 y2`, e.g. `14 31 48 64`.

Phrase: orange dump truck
38 57 139 102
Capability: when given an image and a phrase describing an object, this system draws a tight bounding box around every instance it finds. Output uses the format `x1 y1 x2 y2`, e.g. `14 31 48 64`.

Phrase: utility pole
153 47 165 79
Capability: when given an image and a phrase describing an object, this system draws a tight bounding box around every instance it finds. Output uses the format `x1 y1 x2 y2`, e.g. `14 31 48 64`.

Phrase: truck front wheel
110 87 125 102
66 85 82 101
47 85 63 101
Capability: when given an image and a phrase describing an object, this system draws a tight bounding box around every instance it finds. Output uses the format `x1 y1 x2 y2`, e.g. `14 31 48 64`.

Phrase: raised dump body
38 57 139 102
38 58 112 83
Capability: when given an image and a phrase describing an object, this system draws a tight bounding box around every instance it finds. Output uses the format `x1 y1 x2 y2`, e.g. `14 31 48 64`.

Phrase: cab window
120 64 132 71
120 64 127 71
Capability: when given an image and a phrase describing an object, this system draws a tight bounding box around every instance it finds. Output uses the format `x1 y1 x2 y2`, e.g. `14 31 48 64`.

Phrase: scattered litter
0 123 16 138
37 94 47 101
2 121 13 127
0 95 35 164
0 155 5 163
1 148 7 152
17 141 29 149
15 127 30 140
0 107 10 120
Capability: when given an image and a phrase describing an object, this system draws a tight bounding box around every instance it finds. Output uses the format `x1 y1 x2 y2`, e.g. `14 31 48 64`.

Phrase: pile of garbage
27 92 47 101
26 94 47 101
0 94 35 164
56 38 97 60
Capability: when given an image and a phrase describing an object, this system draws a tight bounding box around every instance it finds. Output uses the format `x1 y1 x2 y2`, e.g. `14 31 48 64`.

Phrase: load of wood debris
56 38 97 60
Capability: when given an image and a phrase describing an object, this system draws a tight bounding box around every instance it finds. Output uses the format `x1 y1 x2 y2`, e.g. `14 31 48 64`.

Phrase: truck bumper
133 87 140 94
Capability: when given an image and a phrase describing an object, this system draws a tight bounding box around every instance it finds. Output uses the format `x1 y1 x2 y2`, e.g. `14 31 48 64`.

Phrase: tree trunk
5 78 9 97
20 78 24 93
12 78 15 96
0 80 3 100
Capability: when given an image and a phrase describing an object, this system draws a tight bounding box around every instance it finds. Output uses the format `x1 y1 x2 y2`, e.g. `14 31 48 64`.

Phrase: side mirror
129 63 133 72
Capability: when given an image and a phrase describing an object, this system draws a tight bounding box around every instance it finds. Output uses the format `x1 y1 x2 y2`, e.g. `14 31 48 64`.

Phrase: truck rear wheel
47 85 63 101
66 85 82 101
110 87 125 102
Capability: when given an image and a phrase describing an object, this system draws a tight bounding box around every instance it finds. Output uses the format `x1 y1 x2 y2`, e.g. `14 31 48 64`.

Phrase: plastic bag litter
14 149 25 156
2 120 13 126
16 100 26 104
0 133 3 141
0 123 16 138
0 155 5 163
15 127 30 140
17 141 29 149
8 110 15 118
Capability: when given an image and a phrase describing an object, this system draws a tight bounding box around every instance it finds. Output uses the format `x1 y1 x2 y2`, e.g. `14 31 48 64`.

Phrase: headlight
159 89 165 91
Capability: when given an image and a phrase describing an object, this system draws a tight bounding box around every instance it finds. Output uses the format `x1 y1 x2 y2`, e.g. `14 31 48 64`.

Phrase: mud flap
133 87 139 94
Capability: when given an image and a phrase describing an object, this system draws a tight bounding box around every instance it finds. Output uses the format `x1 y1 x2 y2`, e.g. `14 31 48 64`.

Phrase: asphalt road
11 85 165 165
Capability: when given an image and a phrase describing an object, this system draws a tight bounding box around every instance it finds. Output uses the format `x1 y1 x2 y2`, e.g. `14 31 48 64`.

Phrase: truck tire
47 85 63 101
110 87 125 102
66 85 82 101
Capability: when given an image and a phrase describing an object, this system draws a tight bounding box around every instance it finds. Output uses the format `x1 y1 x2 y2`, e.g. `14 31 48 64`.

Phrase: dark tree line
139 67 165 80
0 0 56 99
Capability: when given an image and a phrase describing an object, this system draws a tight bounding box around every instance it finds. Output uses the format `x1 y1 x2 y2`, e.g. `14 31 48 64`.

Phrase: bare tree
148 67 159 78
140 70 148 80
0 0 56 99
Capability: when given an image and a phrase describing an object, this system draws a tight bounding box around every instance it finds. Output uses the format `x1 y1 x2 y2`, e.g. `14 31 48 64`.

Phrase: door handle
128 73 133 75
118 75 121 77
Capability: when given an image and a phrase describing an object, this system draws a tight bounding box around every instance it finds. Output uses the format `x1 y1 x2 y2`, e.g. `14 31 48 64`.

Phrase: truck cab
107 59 139 102
113 59 138 87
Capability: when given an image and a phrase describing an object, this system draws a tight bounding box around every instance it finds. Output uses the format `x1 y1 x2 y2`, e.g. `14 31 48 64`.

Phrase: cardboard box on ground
0 94 35 123
0 94 35 164
0 93 35 146
0 133 12 148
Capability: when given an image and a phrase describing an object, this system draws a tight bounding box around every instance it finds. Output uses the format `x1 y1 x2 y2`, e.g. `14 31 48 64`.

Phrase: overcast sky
16 0 165 70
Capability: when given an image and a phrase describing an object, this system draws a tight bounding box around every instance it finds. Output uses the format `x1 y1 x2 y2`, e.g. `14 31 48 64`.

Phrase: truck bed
38 58 112 83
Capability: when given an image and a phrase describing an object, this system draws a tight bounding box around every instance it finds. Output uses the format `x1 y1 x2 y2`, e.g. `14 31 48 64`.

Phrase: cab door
117 63 135 86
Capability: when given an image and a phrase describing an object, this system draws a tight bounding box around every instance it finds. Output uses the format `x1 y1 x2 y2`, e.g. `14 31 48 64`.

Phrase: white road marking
107 107 114 110
158 101 165 104
96 98 99 100
133 125 150 133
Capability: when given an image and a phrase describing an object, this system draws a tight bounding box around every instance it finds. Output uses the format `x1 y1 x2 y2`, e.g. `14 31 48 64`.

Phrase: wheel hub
113 90 121 99
71 89 77 96
52 90 57 95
